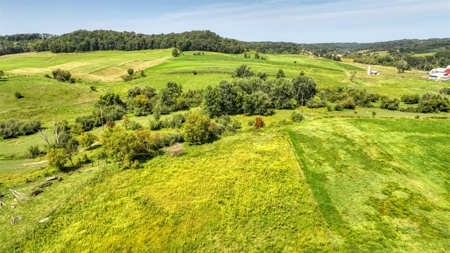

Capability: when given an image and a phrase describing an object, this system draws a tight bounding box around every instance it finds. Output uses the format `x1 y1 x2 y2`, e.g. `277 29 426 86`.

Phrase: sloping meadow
17 130 336 252
287 118 450 252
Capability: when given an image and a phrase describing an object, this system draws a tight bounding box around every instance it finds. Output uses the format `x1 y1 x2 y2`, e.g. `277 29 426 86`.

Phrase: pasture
0 49 449 252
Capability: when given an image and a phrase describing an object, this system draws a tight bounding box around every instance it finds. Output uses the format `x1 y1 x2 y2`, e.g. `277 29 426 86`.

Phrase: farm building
429 65 450 81
367 66 379 75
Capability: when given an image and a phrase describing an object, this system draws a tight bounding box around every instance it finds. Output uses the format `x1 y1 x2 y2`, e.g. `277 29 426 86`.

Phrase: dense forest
1 30 450 57
0 30 245 55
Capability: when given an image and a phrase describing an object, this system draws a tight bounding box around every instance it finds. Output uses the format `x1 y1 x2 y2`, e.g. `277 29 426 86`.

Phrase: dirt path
23 160 47 166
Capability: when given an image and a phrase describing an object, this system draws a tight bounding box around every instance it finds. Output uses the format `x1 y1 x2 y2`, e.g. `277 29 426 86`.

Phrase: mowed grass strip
287 118 450 252
17 131 336 252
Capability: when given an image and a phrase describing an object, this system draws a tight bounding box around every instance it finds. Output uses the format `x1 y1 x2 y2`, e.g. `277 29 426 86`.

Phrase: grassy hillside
5 118 449 252
1 49 449 252
1 49 447 123
287 118 450 252
14 130 335 252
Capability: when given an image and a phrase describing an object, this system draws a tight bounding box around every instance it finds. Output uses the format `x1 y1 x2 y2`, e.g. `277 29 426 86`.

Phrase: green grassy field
287 118 450 252
14 131 336 252
1 49 450 252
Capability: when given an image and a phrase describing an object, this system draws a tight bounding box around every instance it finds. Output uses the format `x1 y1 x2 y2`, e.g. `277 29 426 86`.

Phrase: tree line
1 29 449 56
346 50 450 71
0 30 245 55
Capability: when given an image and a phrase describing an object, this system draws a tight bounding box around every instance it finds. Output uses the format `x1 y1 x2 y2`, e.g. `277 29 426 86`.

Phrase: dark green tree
127 68 134 76
232 64 255 78
243 92 272 115
217 80 244 115
202 86 221 118
172 48 180 57
269 79 296 109
257 72 268 81
397 60 408 73
292 75 317 106
159 81 183 112
97 92 124 107
276 69 285 79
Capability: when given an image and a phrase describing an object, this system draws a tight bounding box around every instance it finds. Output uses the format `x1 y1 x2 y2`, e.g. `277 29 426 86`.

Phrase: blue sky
1 0 449 43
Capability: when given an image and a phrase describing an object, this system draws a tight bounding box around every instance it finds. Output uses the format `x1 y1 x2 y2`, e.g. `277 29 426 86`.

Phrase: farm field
1 49 448 123
3 118 449 252
287 118 450 252
0 49 450 252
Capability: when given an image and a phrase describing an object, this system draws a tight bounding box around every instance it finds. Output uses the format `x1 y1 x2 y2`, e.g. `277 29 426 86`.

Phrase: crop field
1 49 450 252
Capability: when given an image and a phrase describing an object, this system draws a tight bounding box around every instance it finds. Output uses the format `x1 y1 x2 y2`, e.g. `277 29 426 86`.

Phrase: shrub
306 98 327 108
334 104 344 111
162 114 186 129
122 75 132 82
380 98 400 111
75 115 99 132
340 97 356 109
193 70 197 75
399 106 417 113
14 91 24 99
209 122 226 136
440 87 450 95
52 69 71 82
254 117 265 129
326 104 333 112
127 69 134 76
27 145 44 158
122 117 143 130
161 132 184 146
0 119 41 139
149 120 161 131
417 94 449 113
47 148 67 170
401 94 420 104
78 132 98 149
291 111 304 123
183 113 211 144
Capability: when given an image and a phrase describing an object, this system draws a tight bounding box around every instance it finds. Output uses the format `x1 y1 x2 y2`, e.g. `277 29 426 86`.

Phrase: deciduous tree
184 113 211 144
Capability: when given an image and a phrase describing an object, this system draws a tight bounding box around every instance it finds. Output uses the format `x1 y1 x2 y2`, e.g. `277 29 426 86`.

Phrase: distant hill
0 30 449 56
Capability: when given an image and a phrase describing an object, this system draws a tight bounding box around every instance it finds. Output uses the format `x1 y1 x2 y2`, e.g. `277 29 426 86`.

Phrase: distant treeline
0 30 245 55
346 50 450 71
1 29 449 56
